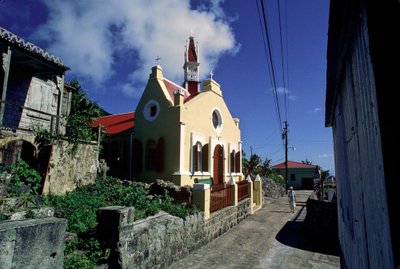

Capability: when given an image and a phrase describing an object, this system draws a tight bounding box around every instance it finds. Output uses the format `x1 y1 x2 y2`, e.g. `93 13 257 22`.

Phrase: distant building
271 161 317 190
132 36 242 186
89 112 135 180
325 0 398 268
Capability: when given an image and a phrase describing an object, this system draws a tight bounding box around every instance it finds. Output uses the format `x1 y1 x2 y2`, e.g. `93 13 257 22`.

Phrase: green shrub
269 173 285 186
44 176 198 267
159 192 199 218
0 212 7 221
10 159 42 194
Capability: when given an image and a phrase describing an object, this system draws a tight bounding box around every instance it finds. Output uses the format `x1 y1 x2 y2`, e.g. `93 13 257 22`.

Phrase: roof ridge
163 78 187 92
0 27 68 69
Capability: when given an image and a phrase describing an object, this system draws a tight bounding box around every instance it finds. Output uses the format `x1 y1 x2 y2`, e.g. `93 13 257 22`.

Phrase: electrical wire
256 0 283 133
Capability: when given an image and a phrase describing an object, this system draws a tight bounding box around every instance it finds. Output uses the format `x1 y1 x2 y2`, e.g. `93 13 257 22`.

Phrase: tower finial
190 29 195 37
209 70 214 79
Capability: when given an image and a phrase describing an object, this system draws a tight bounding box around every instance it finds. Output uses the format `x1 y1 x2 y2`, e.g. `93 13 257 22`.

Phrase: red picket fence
210 184 233 213
237 180 249 201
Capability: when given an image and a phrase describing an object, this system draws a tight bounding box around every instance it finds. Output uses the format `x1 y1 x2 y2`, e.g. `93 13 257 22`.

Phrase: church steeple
183 36 200 95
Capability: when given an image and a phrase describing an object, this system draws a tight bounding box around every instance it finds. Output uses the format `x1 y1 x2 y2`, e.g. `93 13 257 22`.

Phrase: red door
213 145 224 185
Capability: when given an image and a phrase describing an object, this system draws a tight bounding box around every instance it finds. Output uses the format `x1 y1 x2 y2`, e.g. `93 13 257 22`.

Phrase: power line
277 0 288 121
256 0 283 133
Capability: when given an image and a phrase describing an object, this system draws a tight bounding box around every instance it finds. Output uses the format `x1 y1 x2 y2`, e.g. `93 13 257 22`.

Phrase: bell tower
183 35 200 95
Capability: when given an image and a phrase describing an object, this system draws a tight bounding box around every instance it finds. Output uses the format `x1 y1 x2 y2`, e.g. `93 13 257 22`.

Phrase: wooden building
325 0 399 268
0 27 72 168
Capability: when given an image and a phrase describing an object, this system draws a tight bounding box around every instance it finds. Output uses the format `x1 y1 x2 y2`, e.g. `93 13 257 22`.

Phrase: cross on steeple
209 70 214 79
156 56 161 65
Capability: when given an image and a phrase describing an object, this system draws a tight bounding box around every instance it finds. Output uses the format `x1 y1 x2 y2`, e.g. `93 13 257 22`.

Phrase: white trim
178 122 186 171
192 171 211 177
172 170 192 176
143 99 160 122
211 107 223 133
191 132 206 174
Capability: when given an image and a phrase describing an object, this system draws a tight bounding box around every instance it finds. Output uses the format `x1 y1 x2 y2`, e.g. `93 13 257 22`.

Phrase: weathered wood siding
332 10 394 269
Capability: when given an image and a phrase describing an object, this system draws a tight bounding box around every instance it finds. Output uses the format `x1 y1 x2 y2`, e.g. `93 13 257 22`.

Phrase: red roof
271 161 316 169
89 112 134 135
163 78 195 103
187 36 197 62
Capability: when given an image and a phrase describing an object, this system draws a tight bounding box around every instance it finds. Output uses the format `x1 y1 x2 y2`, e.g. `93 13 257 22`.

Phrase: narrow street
168 191 340 269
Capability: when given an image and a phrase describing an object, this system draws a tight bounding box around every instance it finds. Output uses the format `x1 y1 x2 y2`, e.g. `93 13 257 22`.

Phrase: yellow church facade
133 37 243 186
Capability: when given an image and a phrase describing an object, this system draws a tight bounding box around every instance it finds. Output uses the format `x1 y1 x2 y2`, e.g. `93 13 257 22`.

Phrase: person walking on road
288 186 296 213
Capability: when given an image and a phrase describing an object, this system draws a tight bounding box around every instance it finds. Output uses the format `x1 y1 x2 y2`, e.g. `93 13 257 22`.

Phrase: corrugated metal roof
89 112 134 135
0 27 68 70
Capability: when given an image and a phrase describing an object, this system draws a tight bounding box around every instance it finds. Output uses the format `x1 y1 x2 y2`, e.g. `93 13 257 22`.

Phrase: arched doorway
1 140 37 168
213 144 224 185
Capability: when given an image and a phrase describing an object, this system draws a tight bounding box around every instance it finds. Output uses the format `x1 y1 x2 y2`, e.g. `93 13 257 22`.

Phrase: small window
211 109 222 131
290 174 296 181
146 140 157 170
143 100 160 121
192 142 202 172
230 150 236 173
235 151 241 173
202 144 209 172
150 105 157 117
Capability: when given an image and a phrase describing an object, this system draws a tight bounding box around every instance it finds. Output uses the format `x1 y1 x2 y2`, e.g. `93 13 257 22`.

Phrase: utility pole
283 121 288 194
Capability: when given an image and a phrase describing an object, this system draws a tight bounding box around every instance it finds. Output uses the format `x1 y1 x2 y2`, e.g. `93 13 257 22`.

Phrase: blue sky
0 0 334 174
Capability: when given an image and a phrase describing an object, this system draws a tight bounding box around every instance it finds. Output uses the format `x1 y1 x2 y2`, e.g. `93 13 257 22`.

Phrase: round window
143 100 160 121
211 109 222 131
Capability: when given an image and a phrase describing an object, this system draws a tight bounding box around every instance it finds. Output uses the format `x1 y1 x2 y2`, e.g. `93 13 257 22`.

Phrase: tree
321 169 330 180
242 152 271 178
66 80 109 143
301 159 313 165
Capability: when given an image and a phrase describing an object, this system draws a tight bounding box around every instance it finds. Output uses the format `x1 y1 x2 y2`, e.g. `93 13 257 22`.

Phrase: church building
133 36 242 186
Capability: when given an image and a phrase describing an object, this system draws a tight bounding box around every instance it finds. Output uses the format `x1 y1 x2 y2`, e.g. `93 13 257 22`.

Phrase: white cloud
273 87 297 101
34 0 239 97
318 153 333 158
308 107 321 113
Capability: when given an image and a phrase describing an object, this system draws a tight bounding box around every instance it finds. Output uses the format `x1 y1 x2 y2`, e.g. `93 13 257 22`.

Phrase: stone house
133 36 242 186
271 161 317 190
0 27 98 194
0 27 72 168
325 0 398 268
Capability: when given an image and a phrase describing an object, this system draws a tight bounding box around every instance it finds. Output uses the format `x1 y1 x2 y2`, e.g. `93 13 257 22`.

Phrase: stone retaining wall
0 217 67 269
97 199 251 269
263 177 285 199
304 198 338 242
42 140 99 194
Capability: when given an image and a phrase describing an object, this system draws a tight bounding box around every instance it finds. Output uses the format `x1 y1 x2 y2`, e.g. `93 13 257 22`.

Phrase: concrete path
167 190 340 269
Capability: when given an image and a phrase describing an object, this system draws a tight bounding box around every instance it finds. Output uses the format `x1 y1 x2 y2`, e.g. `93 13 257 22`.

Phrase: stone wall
97 199 251 269
0 217 67 269
42 140 99 194
303 198 338 242
263 177 285 199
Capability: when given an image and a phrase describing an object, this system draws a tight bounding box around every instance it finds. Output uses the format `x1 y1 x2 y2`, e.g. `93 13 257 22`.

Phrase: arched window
156 138 165 172
230 150 236 173
202 144 209 172
235 151 241 173
192 142 202 172
133 139 143 175
146 140 157 171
